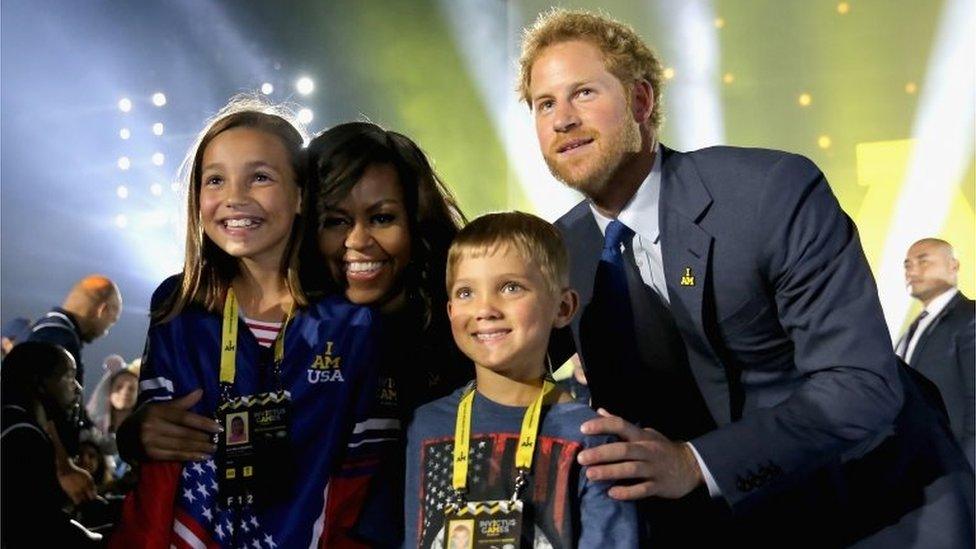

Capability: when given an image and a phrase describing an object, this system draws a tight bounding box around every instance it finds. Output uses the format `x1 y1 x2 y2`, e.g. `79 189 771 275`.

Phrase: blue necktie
578 220 639 414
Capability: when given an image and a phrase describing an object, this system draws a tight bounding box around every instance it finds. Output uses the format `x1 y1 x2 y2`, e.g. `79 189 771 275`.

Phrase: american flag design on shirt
173 459 278 549
112 276 396 548
417 433 582 549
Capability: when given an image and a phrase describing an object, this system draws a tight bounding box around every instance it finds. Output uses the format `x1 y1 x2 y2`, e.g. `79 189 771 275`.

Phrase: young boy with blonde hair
404 211 636 548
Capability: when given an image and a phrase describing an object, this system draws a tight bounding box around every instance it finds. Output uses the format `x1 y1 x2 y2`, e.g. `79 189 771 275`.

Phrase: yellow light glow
798 93 812 107
837 2 850 14
905 82 917 94
818 135 832 149
722 73 735 84
714 17 725 29
663 67 675 80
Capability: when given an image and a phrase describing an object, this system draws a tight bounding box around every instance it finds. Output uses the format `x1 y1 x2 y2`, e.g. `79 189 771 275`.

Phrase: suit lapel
910 292 961 367
659 147 714 343
658 148 737 425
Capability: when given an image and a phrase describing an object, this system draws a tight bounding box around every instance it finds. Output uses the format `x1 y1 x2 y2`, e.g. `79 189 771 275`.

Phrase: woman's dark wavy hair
304 122 466 328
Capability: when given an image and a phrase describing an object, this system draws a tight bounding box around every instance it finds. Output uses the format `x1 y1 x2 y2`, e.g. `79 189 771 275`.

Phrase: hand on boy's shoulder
577 408 704 501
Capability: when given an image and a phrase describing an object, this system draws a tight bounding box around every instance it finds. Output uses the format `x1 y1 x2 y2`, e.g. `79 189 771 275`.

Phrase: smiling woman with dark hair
307 121 472 410
306 122 474 545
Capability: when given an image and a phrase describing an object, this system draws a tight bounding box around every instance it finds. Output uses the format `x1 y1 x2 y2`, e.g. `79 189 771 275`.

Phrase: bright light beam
437 0 580 221
877 0 975 338
650 1 725 149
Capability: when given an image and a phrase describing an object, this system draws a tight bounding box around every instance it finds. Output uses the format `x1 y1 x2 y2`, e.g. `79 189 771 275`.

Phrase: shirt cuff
686 442 722 498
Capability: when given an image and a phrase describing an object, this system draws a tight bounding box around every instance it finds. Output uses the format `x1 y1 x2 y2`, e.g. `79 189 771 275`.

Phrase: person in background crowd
86 356 140 451
0 317 31 358
77 436 113 490
26 275 121 507
1 341 101 547
522 8 973 545
900 238 975 466
29 274 122 385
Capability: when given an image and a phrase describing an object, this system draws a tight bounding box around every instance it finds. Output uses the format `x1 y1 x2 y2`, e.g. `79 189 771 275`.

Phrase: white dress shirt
588 144 723 498
900 287 959 363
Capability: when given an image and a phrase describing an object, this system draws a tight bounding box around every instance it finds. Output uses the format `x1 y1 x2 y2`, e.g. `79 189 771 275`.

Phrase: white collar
590 143 663 243
923 287 959 317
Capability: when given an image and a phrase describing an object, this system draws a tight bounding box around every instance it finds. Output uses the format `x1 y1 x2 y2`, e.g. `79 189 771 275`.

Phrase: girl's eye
204 176 222 187
537 99 555 112
254 172 272 183
455 288 472 300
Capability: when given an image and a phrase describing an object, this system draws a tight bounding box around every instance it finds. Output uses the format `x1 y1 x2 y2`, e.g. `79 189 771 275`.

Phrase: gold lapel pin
680 267 696 287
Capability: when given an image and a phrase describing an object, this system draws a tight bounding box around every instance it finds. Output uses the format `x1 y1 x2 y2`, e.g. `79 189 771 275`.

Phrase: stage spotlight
116 185 129 199
119 128 131 140
295 76 314 95
818 135 832 149
261 82 274 95
152 152 165 166
905 82 918 94
152 92 167 107
714 17 725 29
722 73 735 84
118 98 132 113
118 156 131 170
837 2 850 15
297 108 314 124
798 93 812 106
115 214 128 228
150 183 163 196
663 67 676 80
152 122 164 136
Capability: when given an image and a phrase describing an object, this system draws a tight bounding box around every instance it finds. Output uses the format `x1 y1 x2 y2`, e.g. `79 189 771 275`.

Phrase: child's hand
117 389 220 462
577 408 703 500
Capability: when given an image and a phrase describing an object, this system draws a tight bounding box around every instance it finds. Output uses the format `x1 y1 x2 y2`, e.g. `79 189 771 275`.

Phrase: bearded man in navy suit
520 8 973 547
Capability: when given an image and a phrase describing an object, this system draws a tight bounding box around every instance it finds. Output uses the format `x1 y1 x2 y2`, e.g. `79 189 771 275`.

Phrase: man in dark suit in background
519 8 973 546
900 238 975 465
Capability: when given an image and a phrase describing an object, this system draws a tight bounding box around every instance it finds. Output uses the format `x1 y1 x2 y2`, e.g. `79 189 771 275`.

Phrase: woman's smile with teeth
223 217 261 228
345 260 385 273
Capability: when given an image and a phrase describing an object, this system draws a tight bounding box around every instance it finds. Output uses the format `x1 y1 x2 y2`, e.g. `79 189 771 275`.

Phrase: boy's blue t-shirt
137 276 392 548
404 387 638 548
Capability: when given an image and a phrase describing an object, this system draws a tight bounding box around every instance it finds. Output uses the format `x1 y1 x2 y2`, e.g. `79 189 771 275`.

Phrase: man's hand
57 460 97 504
578 408 703 500
117 389 220 462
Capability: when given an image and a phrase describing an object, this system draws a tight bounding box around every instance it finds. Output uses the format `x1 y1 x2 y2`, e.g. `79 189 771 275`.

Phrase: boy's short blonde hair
446 211 568 297
517 8 665 131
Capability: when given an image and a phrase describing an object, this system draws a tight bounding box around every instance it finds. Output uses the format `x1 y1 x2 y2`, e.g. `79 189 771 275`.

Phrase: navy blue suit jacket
555 145 974 546
904 291 975 466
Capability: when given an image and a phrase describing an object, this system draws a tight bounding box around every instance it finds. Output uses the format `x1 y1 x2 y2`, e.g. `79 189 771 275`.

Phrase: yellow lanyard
219 288 291 386
451 378 556 493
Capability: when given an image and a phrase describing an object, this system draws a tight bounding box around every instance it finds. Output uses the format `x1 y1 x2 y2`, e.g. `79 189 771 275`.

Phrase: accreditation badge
442 499 524 548
216 390 293 502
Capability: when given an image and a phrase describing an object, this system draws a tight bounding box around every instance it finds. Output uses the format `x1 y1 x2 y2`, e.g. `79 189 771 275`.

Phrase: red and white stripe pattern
243 317 283 348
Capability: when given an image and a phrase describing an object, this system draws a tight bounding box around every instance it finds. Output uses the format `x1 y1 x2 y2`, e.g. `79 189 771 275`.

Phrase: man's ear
631 78 654 125
553 288 580 329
